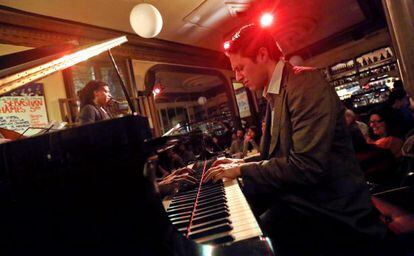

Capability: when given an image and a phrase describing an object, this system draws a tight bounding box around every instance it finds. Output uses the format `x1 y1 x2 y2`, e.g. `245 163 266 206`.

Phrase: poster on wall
235 89 251 118
0 83 49 135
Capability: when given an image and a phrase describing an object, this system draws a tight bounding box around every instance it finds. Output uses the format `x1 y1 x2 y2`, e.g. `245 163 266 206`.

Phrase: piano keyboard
164 159 263 245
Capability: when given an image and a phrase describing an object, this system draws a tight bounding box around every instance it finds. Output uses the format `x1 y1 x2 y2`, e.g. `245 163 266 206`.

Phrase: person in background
367 108 404 159
229 128 244 158
211 136 224 152
78 80 112 124
220 121 233 149
243 125 260 156
166 148 186 170
177 143 196 164
345 109 369 139
388 80 414 136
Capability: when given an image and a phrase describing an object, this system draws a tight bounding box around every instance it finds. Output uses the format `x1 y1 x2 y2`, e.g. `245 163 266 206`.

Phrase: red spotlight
153 82 163 96
223 41 230 50
260 13 274 27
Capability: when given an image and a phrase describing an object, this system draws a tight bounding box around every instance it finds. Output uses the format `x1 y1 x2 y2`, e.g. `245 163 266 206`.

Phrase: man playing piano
204 24 389 255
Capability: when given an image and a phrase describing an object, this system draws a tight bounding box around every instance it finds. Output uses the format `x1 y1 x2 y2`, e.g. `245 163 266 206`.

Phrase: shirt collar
263 60 285 98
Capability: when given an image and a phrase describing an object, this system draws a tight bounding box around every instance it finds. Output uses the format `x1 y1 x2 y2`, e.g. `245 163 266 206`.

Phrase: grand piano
0 37 274 255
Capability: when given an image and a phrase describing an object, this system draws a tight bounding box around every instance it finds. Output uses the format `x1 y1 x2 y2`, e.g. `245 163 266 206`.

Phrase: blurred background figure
243 125 260 157
176 143 196 165
388 80 414 136
229 128 244 158
345 109 369 140
367 108 403 159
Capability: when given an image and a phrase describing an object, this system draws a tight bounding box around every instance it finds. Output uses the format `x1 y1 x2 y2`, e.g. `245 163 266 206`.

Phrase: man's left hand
203 163 241 183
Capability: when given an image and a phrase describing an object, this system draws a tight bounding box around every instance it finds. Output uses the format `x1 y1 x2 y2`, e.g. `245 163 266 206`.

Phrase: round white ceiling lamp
130 3 163 38
197 96 207 106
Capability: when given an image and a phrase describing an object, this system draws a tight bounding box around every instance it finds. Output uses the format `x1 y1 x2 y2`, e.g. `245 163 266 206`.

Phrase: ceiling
0 0 386 94
0 0 384 54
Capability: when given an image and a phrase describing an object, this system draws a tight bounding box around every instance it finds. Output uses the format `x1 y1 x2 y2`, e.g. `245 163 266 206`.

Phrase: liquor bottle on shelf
385 48 392 59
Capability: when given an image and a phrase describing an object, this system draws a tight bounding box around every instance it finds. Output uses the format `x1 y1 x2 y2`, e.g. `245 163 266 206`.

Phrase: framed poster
232 80 251 118
235 88 251 118
0 83 49 135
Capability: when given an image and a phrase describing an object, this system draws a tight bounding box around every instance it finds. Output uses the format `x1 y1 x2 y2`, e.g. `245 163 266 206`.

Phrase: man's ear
256 47 269 63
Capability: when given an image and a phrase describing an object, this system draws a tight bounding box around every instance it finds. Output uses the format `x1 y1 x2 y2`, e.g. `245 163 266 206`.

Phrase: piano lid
0 36 127 95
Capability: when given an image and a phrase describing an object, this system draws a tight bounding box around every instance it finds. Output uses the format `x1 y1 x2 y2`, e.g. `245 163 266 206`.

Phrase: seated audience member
219 121 233 149
78 80 112 124
166 148 185 170
343 110 398 184
367 108 404 159
345 109 369 139
243 125 260 156
229 128 244 158
388 80 414 135
211 136 224 152
177 143 196 164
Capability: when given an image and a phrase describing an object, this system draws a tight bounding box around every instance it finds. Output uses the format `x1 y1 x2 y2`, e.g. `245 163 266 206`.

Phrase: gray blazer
241 64 386 238
79 104 111 124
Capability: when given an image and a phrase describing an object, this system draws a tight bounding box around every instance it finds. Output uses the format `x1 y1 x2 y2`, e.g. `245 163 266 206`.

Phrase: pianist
78 80 112 124
204 24 388 255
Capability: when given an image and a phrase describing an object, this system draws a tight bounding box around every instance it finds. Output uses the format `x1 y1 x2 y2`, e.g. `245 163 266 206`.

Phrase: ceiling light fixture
260 13 274 27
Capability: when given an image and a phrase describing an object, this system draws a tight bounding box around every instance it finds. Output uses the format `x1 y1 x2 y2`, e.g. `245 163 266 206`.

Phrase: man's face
94 86 111 106
236 130 244 139
229 52 268 91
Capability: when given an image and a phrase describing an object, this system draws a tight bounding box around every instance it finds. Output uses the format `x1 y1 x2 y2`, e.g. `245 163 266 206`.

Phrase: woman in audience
367 108 404 159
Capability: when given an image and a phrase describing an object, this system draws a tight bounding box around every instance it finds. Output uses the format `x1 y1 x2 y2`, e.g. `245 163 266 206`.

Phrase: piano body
0 38 274 255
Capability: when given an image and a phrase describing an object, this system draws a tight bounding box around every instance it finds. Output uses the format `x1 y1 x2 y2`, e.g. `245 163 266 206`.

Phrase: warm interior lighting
152 83 163 96
223 41 230 50
130 3 163 38
260 13 274 27
0 36 128 95
153 88 161 94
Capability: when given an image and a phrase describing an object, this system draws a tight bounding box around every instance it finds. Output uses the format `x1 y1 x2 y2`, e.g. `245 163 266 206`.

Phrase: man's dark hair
224 24 283 61
78 80 108 108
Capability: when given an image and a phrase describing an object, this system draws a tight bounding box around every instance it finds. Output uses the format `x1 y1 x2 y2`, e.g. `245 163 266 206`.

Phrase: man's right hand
211 157 244 167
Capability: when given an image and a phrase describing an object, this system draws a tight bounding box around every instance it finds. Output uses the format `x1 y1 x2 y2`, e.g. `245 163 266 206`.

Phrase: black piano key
194 202 228 214
169 214 191 222
168 201 195 209
171 219 190 229
193 207 228 219
190 218 231 232
192 210 230 225
188 223 233 240
196 197 226 209
166 205 193 214
167 210 192 218
202 235 235 245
